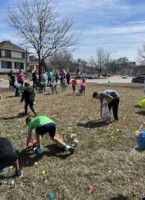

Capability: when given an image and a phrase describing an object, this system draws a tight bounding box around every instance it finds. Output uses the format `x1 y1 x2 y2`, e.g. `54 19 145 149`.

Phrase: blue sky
1 0 145 62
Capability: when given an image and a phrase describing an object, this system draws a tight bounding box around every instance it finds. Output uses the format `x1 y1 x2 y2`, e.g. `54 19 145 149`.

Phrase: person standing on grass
32 70 38 90
21 81 37 116
17 69 25 86
25 116 74 155
8 70 15 91
0 137 23 183
47 69 53 86
80 79 86 95
14 82 22 97
71 77 77 95
66 71 71 85
50 78 58 94
92 90 120 121
62 76 67 92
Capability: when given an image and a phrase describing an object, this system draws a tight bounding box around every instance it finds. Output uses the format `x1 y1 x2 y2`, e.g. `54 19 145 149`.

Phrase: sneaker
15 170 23 177
34 145 43 155
65 144 74 152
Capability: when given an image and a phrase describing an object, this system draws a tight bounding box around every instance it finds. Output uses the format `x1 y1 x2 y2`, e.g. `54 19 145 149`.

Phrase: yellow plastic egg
110 132 114 136
41 170 46 175
134 130 140 135
34 162 38 167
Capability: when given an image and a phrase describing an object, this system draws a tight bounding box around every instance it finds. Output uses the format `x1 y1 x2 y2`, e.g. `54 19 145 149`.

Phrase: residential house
0 40 26 73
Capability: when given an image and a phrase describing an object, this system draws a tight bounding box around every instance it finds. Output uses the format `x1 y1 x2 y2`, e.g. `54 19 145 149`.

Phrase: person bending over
26 116 73 154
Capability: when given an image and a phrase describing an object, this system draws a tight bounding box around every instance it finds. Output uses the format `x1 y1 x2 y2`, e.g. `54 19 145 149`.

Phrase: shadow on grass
64 94 74 96
0 112 26 120
110 194 129 200
135 146 145 152
136 110 145 116
16 144 74 169
77 119 111 128
5 95 15 98
134 104 141 108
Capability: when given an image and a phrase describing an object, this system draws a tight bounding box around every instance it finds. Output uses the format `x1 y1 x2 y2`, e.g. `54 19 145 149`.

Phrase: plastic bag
101 103 111 120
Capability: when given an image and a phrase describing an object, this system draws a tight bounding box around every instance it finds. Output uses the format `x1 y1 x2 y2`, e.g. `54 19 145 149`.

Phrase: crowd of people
0 67 121 185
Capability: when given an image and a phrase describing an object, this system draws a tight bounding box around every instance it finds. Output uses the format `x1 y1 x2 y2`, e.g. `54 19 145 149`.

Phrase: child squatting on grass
0 137 22 184
26 116 74 154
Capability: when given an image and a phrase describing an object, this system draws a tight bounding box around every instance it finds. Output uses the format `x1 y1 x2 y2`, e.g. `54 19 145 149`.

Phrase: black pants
108 98 119 120
0 152 18 170
25 101 35 114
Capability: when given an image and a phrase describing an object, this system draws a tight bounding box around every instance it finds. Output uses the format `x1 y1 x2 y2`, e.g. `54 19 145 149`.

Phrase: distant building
0 40 27 73
28 55 39 72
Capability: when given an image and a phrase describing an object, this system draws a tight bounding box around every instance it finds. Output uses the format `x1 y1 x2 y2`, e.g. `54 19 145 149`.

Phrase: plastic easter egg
10 180 15 185
87 184 93 192
28 142 33 147
111 146 115 151
48 194 55 199
135 130 140 136
34 162 38 167
41 170 46 175
110 132 114 136
126 146 131 151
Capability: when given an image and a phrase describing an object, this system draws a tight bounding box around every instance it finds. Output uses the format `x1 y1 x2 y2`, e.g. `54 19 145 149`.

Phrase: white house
0 41 27 73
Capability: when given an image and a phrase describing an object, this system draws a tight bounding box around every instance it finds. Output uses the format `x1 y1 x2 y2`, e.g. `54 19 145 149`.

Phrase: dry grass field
0 83 145 200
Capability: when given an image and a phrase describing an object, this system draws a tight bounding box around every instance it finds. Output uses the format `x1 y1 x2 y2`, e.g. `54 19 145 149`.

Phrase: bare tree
89 48 110 78
8 0 78 82
137 44 145 65
49 50 74 71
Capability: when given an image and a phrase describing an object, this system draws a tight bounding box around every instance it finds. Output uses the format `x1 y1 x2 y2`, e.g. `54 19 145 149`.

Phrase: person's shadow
0 144 74 181
136 110 145 116
109 194 129 200
0 112 26 120
17 144 74 169
77 119 111 129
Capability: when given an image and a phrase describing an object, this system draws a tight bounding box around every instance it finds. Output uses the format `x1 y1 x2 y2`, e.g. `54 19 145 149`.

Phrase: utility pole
25 46 28 77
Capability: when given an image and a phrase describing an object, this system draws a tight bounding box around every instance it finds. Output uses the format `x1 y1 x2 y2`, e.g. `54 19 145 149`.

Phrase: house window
5 50 11 58
0 50 1 57
14 62 24 69
1 61 12 69
22 52 26 59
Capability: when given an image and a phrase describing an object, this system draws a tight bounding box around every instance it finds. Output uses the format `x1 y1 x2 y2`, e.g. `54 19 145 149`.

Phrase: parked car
87 74 94 79
132 76 145 83
76 73 88 79
122 75 128 79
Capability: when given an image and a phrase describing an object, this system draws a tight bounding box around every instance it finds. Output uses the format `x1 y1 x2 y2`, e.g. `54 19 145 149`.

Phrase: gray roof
0 41 26 52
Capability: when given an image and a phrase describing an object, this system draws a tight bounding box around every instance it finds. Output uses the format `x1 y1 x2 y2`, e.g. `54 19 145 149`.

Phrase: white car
122 75 128 79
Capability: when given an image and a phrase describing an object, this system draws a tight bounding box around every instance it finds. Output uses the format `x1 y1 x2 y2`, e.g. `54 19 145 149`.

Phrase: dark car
132 76 145 83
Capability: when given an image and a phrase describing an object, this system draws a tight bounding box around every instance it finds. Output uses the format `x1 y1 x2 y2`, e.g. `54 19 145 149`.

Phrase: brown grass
0 83 145 200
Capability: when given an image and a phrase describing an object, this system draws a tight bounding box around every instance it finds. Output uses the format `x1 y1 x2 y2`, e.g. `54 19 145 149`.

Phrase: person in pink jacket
17 69 25 86
80 79 86 95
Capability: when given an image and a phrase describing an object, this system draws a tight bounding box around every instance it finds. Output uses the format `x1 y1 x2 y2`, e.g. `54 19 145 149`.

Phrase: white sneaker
65 144 73 151
34 145 43 155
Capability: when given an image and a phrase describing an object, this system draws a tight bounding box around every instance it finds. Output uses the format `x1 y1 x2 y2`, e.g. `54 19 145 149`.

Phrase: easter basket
135 125 145 149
